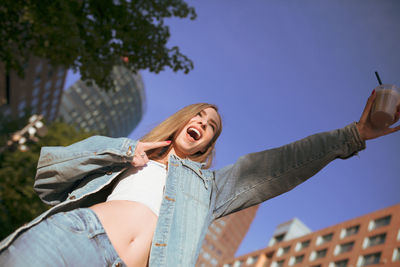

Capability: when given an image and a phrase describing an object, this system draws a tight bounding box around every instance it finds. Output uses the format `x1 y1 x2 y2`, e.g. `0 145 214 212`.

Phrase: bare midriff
90 200 158 267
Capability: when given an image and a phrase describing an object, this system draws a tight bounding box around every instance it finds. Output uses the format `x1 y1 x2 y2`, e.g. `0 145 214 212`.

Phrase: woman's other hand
131 141 171 167
356 90 400 140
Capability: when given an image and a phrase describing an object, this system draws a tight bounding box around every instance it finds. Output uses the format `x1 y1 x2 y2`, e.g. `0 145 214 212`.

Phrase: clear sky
65 0 400 257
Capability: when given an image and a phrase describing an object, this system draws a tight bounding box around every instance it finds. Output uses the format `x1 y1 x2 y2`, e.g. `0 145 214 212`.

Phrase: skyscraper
221 203 400 267
197 205 259 267
0 57 66 121
58 66 145 137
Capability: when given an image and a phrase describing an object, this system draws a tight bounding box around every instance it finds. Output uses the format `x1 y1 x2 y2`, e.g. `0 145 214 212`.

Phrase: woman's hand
356 90 400 140
131 141 171 167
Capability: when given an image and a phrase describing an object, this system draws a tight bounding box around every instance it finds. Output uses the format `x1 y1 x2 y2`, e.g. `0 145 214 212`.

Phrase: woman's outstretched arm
213 92 399 219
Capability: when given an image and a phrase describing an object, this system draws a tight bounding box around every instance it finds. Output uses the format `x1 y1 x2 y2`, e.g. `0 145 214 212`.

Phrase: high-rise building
221 203 400 267
0 57 67 121
58 66 145 137
197 205 259 267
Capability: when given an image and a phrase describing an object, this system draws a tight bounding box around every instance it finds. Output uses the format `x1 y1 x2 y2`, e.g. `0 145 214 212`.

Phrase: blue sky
65 0 400 257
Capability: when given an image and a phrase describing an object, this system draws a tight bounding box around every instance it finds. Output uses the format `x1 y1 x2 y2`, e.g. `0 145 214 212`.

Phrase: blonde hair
140 103 222 169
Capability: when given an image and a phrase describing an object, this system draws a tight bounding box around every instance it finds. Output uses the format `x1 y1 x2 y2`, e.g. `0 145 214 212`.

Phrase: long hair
140 103 222 169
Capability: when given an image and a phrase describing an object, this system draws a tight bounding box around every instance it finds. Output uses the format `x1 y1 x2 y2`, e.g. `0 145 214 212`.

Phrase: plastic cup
370 84 400 128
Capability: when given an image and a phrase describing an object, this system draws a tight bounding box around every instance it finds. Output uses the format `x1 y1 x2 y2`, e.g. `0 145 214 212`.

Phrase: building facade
58 66 145 137
0 57 66 122
222 204 400 267
196 205 259 267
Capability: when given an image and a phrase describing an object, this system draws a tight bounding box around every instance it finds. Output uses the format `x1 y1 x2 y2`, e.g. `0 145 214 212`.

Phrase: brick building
197 205 259 267
222 203 400 267
0 57 66 122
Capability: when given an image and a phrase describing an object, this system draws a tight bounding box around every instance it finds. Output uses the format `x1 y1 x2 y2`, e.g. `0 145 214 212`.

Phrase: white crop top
106 160 167 216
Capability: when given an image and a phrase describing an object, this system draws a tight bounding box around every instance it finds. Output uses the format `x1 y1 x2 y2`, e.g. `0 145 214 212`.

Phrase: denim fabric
0 123 366 266
0 208 125 267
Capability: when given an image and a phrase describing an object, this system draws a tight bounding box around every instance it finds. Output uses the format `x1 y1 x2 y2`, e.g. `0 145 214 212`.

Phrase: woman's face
173 107 221 158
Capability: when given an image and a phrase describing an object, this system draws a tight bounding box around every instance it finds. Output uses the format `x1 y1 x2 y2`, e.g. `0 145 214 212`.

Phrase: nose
198 117 207 130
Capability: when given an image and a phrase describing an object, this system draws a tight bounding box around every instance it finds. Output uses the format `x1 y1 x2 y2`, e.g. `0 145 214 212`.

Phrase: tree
0 117 94 239
0 0 196 90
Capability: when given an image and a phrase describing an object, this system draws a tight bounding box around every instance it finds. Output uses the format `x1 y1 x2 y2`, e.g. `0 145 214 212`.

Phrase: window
363 233 386 248
289 255 304 265
57 67 65 78
369 215 391 231
272 260 284 267
316 248 327 259
246 256 258 265
341 225 360 238
317 233 333 245
18 101 26 112
203 252 210 260
42 100 49 110
34 75 41 86
50 106 58 116
393 248 400 262
232 260 243 267
45 80 52 91
359 252 381 266
274 233 285 243
336 241 354 254
296 240 310 251
56 78 63 88
310 248 328 261
33 86 41 97
294 255 304 264
210 258 218 266
278 246 291 256
43 91 50 99
42 109 48 118
31 97 39 107
35 62 43 74
333 259 348 267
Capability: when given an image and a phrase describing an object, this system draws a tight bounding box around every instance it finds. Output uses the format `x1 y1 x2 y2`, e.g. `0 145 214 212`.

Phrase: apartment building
222 203 400 267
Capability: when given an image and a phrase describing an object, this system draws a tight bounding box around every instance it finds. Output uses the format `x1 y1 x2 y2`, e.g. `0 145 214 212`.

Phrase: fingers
383 124 400 136
393 112 400 124
131 151 149 167
393 104 400 123
359 91 376 123
142 141 171 152
131 141 171 167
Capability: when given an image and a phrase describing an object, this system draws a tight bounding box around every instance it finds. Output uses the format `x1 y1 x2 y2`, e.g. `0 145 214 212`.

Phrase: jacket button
106 171 113 175
69 195 76 200
115 263 122 267
126 146 133 156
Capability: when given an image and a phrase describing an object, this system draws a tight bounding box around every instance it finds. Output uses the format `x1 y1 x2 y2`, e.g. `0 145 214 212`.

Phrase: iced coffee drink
371 84 400 128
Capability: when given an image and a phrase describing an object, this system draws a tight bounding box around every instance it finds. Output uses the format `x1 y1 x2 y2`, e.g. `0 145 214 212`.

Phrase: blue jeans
0 208 126 267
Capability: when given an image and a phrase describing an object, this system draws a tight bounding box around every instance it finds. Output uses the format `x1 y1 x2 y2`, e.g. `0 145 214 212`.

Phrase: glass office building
59 66 145 137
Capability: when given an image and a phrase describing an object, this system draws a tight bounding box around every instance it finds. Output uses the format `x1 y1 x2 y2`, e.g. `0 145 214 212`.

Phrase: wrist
355 122 367 141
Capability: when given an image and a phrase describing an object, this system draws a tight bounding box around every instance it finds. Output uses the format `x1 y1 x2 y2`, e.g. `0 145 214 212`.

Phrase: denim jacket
0 123 365 266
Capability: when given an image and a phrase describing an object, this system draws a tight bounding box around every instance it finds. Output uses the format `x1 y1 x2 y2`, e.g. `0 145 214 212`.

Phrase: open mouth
187 127 201 141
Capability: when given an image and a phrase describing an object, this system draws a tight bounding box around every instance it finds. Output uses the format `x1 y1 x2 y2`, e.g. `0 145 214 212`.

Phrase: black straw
375 71 382 85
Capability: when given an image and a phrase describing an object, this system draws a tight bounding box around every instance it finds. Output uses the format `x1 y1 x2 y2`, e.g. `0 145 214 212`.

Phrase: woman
0 92 399 267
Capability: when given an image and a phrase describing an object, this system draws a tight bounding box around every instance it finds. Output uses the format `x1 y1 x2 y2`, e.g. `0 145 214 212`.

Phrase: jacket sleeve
212 123 365 219
34 135 137 205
